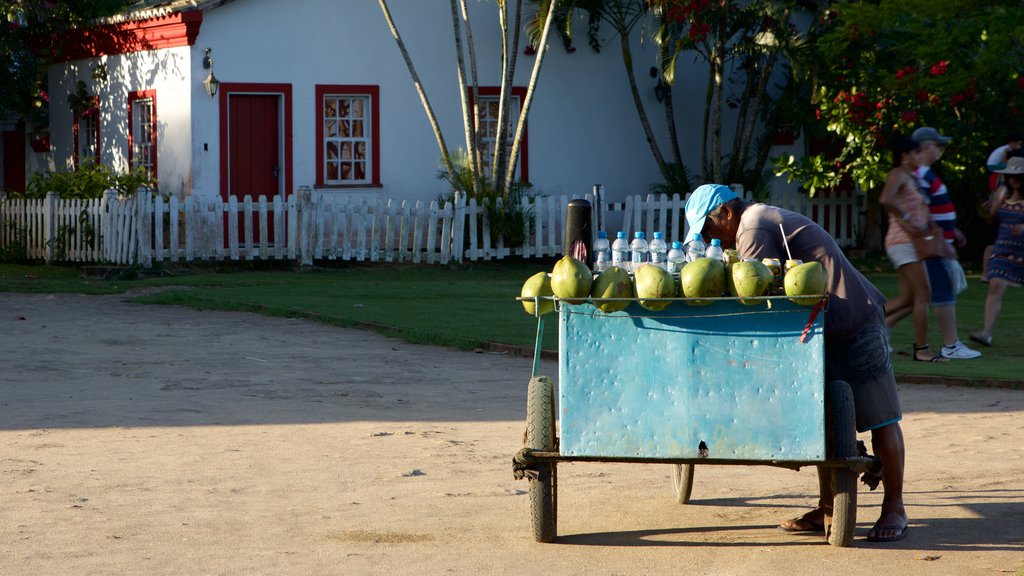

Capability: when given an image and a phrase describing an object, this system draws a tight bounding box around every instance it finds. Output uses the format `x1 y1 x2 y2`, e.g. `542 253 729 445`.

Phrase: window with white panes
74 109 100 167
323 94 371 184
472 87 528 182
129 92 156 179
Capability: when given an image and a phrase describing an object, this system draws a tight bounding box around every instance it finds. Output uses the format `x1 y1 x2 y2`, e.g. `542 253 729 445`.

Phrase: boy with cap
684 184 908 542
911 127 981 359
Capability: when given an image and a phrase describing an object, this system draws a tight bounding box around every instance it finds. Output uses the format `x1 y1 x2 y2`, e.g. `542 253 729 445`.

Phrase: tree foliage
775 0 1024 199
1 0 129 129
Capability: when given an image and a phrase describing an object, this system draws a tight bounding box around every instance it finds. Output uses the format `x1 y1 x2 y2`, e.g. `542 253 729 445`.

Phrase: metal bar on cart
517 449 874 474
532 307 545 379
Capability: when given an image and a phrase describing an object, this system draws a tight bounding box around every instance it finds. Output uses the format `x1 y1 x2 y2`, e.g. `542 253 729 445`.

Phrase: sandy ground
1 291 1023 576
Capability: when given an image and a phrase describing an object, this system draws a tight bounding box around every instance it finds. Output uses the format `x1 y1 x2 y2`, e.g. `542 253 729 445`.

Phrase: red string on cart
800 292 829 343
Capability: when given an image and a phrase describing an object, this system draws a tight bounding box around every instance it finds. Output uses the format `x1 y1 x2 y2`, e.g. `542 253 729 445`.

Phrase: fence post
137 187 152 268
44 191 58 263
297 186 313 266
102 189 118 263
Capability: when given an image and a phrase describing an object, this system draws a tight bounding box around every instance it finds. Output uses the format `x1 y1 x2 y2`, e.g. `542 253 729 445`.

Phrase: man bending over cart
684 184 909 543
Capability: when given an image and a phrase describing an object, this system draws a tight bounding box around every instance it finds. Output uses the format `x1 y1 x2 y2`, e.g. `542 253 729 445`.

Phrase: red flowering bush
776 0 1024 199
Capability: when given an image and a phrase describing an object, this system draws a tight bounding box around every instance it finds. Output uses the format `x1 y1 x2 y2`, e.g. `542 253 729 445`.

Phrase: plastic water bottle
630 231 649 271
649 232 668 269
611 231 629 270
685 232 706 262
705 238 723 262
667 241 685 274
593 230 611 272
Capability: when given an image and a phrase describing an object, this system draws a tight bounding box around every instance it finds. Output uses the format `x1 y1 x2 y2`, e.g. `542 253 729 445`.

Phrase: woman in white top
879 137 947 362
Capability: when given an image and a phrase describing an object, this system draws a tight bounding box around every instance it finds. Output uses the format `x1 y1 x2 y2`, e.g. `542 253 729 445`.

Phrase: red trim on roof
51 11 202 61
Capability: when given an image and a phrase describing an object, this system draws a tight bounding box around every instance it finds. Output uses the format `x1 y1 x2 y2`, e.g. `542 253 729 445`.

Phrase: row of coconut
520 255 828 316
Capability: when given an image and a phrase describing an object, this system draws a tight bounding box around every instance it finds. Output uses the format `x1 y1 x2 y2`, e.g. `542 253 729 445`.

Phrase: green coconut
550 255 593 304
634 264 676 311
590 266 633 313
784 261 828 306
679 258 726 306
729 260 774 305
520 271 555 316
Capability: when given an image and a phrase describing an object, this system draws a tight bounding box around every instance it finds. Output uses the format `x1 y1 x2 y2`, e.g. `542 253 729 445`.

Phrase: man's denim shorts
924 257 955 306
825 316 902 433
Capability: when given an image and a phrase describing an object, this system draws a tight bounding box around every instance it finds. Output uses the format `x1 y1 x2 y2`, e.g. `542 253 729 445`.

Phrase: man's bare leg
867 422 908 541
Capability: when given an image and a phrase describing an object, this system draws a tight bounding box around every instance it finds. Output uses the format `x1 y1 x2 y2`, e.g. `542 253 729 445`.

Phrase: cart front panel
558 299 826 461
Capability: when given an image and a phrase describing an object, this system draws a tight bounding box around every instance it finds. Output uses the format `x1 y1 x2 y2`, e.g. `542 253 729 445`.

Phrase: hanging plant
67 80 98 117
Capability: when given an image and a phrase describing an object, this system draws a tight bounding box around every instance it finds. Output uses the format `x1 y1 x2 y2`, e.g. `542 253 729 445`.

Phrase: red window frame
315 84 381 188
128 90 157 179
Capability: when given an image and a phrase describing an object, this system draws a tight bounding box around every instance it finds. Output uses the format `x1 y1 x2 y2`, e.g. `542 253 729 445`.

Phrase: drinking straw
779 223 793 261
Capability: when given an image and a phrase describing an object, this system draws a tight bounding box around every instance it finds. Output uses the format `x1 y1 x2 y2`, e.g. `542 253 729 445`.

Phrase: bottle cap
617 231 626 238
653 231 663 239
672 242 683 249
711 238 721 247
635 231 645 239
598 230 608 239
692 232 703 241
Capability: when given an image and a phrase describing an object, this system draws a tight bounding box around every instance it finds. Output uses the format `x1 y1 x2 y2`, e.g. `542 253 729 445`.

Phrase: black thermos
564 199 593 267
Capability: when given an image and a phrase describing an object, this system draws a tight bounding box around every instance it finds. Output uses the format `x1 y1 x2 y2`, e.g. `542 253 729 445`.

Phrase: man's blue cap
685 184 738 238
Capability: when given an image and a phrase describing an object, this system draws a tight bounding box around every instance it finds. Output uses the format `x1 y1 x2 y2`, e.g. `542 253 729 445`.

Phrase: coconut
590 266 633 313
550 255 593 304
520 271 555 316
784 261 828 306
729 260 774 305
634 264 676 311
679 258 726 306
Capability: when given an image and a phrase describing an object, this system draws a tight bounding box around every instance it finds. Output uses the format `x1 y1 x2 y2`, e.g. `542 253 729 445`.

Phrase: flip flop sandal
913 345 949 362
969 332 993 347
866 524 909 543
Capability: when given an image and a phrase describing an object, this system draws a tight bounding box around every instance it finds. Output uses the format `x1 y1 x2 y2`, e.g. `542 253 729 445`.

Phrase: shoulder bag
911 222 956 260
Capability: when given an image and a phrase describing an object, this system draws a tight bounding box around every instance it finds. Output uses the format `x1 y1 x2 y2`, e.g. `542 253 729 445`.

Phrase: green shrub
437 150 543 248
22 161 156 200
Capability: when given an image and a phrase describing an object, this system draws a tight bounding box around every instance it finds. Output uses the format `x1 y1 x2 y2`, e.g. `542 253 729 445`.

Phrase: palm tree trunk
620 31 666 171
492 0 523 194
710 10 727 184
459 0 483 178
701 52 713 182
450 0 479 195
378 0 456 181
505 0 557 195
659 46 681 165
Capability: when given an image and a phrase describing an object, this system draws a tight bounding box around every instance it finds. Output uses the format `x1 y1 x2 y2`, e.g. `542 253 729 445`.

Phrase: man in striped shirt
912 127 982 359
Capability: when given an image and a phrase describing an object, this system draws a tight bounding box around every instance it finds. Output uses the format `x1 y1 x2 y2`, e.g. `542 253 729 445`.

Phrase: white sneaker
941 340 982 359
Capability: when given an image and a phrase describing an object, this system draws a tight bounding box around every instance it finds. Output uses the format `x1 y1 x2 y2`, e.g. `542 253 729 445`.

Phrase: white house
31 0 780 205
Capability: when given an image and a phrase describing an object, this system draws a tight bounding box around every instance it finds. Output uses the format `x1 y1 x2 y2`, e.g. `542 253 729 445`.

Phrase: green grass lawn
1 258 1021 382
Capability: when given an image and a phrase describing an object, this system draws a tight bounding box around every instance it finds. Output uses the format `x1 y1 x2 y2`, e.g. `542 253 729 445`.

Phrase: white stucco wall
48 45 194 198
191 0 727 203
43 0 785 205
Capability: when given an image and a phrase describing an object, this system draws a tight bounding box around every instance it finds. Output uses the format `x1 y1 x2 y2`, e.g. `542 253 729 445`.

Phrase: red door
227 94 280 244
3 123 26 194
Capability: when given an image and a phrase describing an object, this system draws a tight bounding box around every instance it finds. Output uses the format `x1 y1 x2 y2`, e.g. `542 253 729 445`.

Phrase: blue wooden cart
513 294 871 547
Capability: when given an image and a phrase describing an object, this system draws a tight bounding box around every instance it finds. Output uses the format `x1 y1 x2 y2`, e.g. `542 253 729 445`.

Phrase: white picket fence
0 187 859 266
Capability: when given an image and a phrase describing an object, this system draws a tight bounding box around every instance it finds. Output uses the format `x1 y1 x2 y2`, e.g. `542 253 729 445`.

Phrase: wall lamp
202 47 220 97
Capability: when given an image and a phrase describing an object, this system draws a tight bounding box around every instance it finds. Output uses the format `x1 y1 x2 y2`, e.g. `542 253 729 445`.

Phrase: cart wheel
672 464 695 504
526 376 557 543
825 379 858 547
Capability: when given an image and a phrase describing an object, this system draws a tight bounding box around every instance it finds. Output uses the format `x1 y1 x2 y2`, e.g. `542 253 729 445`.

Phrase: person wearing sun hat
970 155 1024 347
684 185 909 543
912 126 982 360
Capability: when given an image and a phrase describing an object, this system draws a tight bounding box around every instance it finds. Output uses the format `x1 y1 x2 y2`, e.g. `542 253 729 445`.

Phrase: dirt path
1 292 1022 575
